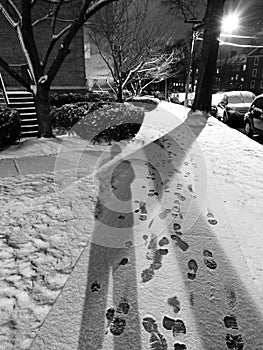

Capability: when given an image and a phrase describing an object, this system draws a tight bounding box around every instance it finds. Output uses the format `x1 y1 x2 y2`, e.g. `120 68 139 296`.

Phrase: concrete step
19 112 37 116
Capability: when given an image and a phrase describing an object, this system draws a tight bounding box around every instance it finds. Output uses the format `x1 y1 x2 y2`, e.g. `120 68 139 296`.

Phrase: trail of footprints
143 295 188 350
105 297 130 336
224 315 244 349
135 152 236 348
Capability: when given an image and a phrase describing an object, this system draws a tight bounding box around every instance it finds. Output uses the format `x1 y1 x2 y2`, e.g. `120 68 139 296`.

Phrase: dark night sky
157 0 263 39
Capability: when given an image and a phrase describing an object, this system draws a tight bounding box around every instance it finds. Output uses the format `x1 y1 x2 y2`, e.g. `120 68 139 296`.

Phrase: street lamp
221 13 240 34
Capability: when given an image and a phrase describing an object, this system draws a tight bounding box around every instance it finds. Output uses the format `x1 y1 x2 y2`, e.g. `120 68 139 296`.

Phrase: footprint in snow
106 297 130 336
203 250 217 270
142 316 168 350
207 211 218 225
187 259 198 280
163 316 186 336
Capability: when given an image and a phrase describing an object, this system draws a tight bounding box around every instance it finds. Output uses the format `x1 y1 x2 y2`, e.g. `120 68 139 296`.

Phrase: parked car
211 92 225 118
244 93 263 137
211 91 255 126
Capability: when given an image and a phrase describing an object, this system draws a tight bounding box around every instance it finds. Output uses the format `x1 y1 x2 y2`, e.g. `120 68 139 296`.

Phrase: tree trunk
192 0 226 112
117 83 124 103
35 83 53 137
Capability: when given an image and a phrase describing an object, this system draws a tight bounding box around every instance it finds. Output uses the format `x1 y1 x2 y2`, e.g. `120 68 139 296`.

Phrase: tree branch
6 0 22 22
47 0 118 84
21 0 42 78
0 2 17 27
0 56 31 90
32 11 53 26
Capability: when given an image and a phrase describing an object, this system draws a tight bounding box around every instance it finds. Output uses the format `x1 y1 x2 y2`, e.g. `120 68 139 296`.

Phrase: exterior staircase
6 90 39 138
0 71 39 139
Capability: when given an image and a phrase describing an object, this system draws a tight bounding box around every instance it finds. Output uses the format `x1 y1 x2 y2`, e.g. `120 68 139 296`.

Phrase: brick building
244 47 263 95
0 1 86 91
215 53 247 92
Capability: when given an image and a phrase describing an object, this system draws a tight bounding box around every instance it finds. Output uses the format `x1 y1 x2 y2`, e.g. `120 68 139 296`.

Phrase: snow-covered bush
51 102 144 144
127 96 159 112
50 91 116 107
0 105 21 149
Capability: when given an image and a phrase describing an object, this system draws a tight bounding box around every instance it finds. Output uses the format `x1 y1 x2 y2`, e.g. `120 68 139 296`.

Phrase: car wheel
222 112 230 125
244 120 253 137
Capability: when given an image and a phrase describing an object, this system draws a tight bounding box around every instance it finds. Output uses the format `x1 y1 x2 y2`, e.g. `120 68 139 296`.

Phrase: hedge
50 91 116 107
51 102 144 144
0 105 21 150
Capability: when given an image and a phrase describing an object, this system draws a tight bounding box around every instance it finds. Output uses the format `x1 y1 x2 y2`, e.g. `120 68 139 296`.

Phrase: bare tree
0 0 119 137
129 43 186 96
162 0 206 23
88 0 180 102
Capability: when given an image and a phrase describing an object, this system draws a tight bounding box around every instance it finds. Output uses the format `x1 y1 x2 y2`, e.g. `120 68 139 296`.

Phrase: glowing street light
221 13 240 34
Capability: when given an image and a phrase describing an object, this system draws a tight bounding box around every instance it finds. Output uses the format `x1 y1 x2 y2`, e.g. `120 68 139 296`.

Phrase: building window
250 80 255 89
252 68 257 77
243 64 246 71
241 77 244 82
260 80 263 89
254 57 259 65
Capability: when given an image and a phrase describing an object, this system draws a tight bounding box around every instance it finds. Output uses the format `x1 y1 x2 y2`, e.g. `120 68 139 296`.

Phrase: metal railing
0 73 9 104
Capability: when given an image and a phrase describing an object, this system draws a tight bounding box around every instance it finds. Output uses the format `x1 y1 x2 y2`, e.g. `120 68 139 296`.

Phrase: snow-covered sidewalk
1 101 263 350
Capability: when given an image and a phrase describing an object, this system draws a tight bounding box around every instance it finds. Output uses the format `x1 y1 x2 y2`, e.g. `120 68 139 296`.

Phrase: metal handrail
0 73 9 104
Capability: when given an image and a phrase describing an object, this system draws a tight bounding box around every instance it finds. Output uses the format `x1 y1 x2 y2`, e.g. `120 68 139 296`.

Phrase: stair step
19 112 37 116
21 124 38 128
20 118 38 122
13 108 36 112
20 122 38 126
21 130 38 138
9 102 35 106
8 96 34 100
7 91 33 95
16 109 36 115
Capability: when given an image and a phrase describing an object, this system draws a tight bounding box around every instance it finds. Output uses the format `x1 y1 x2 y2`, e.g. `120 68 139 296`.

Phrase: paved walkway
1 102 263 350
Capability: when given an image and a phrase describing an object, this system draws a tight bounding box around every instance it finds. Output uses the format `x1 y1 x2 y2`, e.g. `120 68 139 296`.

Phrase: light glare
221 14 240 33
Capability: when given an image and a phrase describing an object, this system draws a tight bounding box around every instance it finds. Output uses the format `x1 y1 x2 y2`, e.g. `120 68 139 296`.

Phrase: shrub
74 103 144 144
50 91 116 107
127 96 159 112
51 102 144 144
0 105 20 150
51 102 106 134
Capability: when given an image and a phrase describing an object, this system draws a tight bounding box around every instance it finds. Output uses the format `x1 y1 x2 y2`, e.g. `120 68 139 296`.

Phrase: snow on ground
1 100 263 349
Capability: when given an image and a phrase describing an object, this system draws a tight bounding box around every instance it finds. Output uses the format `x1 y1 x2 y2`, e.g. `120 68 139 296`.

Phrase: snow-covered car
244 93 263 137
211 91 256 126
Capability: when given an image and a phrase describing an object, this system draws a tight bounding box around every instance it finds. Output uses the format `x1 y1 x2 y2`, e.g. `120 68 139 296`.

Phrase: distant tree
88 0 183 102
0 0 119 137
129 42 186 96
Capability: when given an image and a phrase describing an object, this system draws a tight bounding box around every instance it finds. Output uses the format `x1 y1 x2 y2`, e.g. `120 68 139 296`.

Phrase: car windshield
227 92 255 104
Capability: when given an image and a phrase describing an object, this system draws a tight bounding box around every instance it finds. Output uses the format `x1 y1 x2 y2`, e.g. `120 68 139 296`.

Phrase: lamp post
184 21 204 107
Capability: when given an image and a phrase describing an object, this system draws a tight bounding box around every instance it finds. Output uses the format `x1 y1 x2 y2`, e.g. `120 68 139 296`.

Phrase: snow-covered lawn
1 101 263 350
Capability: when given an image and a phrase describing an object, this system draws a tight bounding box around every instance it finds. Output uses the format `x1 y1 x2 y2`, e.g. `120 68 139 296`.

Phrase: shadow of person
78 147 142 350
